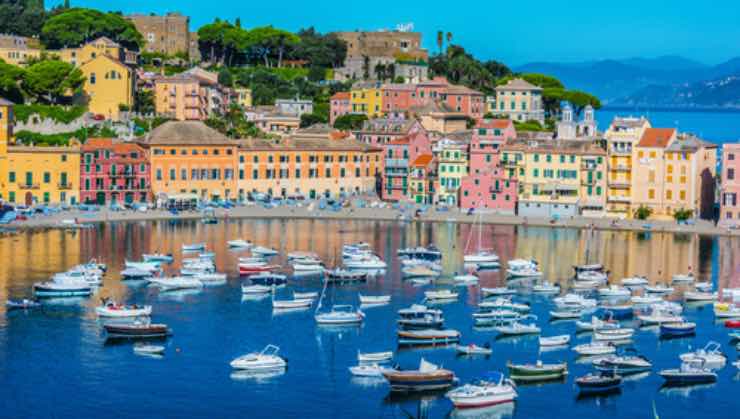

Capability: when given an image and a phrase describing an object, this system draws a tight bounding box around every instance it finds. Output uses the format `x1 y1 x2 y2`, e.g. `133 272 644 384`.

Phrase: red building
80 138 150 205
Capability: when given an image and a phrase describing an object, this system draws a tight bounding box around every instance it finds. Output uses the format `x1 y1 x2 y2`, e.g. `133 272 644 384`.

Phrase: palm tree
436 31 444 54
446 32 453 48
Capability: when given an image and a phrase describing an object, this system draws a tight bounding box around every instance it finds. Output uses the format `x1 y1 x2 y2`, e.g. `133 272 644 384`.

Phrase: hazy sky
51 0 740 66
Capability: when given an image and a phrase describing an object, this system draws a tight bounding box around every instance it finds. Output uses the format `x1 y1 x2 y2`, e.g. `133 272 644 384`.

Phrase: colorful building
381 83 416 116
353 117 424 147
80 138 150 205
632 128 717 220
350 81 383 117
234 88 253 108
53 36 137 67
0 34 40 67
460 119 518 212
79 54 134 120
494 78 545 124
141 121 238 202
236 125 382 200
382 130 432 201
329 91 351 125
415 101 468 134
154 75 206 121
720 143 740 226
409 154 435 204
434 139 468 206
0 98 12 202
5 144 80 206
604 116 651 217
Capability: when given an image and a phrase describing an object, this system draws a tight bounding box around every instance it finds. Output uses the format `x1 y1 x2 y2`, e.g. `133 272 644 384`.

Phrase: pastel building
79 54 135 120
460 119 518 212
353 117 424 147
350 81 383 117
604 116 651 217
154 75 207 120
329 92 351 125
720 144 740 226
80 138 150 205
494 78 545 124
275 98 313 117
434 139 468 206
0 34 40 67
6 145 80 206
382 130 431 201
409 154 435 204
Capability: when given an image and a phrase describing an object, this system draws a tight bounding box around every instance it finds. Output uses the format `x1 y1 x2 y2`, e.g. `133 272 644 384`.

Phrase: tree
563 90 602 116
300 112 327 128
133 89 154 114
0 0 46 38
436 31 444 54
22 60 84 104
393 76 405 83
446 32 453 45
41 8 143 50
289 27 347 69
673 208 693 222
235 17 241 28
333 114 367 131
634 205 653 220
362 55 370 80
373 63 386 81
218 67 233 87
307 66 326 82
0 59 26 103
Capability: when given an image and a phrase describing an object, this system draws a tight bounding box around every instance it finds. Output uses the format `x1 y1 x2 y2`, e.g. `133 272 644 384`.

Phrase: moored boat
104 318 170 338
593 350 652 374
424 289 459 301
315 305 364 325
507 360 567 382
358 351 393 363
679 341 726 369
181 243 205 252
573 341 616 356
359 294 391 305
230 344 286 371
5 299 41 310
659 360 717 385
382 358 455 391
397 304 444 330
506 259 542 278
142 253 173 263
660 322 696 338
446 372 517 409
349 363 397 377
248 272 287 286
95 298 152 318
324 268 368 283
272 298 313 310
227 239 252 248
539 335 570 347
576 372 622 394
397 329 461 345
455 343 493 355
133 343 165 355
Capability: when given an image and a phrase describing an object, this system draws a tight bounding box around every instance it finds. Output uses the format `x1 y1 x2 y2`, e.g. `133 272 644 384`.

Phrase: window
648 189 655 199
8 171 15 182
252 169 259 179
90 73 96 84
169 169 175 180
729 168 735 180
534 154 539 162
156 169 162 180
560 155 565 163
533 168 539 177
180 169 187 180
43 172 50 183
680 190 686 201
667 190 673 200
546 154 552 163
325 168 331 177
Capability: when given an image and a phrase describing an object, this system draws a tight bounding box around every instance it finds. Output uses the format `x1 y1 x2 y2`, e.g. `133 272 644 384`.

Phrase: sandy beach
2 201 736 237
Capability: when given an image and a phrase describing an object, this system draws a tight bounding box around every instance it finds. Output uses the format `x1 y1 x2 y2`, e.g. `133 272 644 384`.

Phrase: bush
634 205 653 220
14 104 86 124
333 114 367 131
673 208 693 222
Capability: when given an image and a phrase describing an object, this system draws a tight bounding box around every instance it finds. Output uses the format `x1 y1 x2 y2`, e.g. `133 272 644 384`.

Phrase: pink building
721 143 740 226
381 84 416 116
444 84 485 119
329 91 350 125
80 138 150 205
382 130 432 201
460 119 518 212
354 117 424 147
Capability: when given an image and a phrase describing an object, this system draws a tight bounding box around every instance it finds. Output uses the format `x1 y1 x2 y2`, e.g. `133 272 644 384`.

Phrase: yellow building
434 140 468 206
502 138 607 217
350 81 383 118
236 125 382 200
234 88 252 108
0 46 40 67
0 98 12 202
604 116 651 218
79 54 134 120
53 37 136 67
5 144 80 206
632 128 717 220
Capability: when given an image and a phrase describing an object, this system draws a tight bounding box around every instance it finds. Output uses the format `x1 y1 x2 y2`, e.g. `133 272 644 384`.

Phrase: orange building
153 75 207 121
139 121 238 202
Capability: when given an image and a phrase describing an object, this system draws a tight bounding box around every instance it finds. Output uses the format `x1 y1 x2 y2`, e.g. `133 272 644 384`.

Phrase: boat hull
382 371 454 392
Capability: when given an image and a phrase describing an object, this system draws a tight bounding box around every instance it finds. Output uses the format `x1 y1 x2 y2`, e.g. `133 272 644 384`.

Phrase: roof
0 97 14 106
412 154 433 167
637 128 676 148
9 145 80 153
610 116 649 130
139 121 233 146
381 83 416 91
666 134 717 152
503 138 606 155
352 80 382 90
476 119 513 130
445 84 484 96
236 136 381 153
411 100 464 116
331 92 350 101
355 118 417 134
388 137 410 146
90 36 119 47
495 78 542 91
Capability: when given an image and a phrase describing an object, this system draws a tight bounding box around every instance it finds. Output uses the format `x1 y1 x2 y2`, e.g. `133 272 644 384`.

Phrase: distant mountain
620 75 740 108
515 56 740 108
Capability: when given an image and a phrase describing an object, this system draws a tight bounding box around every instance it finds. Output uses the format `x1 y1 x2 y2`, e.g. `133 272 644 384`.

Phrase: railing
18 183 39 190
608 181 630 189
58 183 73 190
607 196 631 203
611 164 630 172
385 158 409 168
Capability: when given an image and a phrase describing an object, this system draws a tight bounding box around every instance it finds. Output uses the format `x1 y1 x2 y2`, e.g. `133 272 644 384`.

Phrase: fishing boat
241 284 273 294
397 329 461 345
672 273 695 283
227 239 252 248
573 341 616 356
251 246 278 256
133 343 165 355
424 289 459 301
124 260 160 272
397 305 444 329
104 318 170 338
660 322 696 338
507 360 567 382
33 277 92 298
358 351 393 363
446 372 517 409
713 302 740 318
645 284 674 294
315 305 365 325
532 281 560 293
120 267 154 280
272 298 313 310
359 294 391 305
142 253 173 263
684 291 717 302
382 358 455 391
598 285 631 298
679 341 726 369
506 259 542 278
349 363 397 377
593 328 634 342
5 299 41 310
593 350 652 374
230 344 287 371
181 243 205 252
494 320 540 336
621 276 649 287
324 268 368 283
539 335 570 347
455 343 493 355
95 298 152 318
659 360 717 385
397 245 442 261
149 276 203 291
402 265 440 278
576 372 622 394
248 272 287 286
481 287 516 297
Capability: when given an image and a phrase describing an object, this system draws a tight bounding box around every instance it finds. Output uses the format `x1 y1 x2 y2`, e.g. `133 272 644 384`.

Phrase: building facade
329 92 351 125
126 12 191 56
80 138 150 205
0 34 40 67
350 81 384 117
494 78 545 124
6 145 80 206
409 154 435 204
275 98 313 117
434 139 468 206
604 116 651 217
721 144 740 226
154 75 206 120
79 54 135 120
353 117 424 147
0 98 11 202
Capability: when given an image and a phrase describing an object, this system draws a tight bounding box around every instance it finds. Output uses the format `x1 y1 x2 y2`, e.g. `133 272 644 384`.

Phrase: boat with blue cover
660 322 696 338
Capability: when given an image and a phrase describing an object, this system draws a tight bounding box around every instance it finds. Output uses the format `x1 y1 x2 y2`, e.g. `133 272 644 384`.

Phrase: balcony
18 183 39 190
581 162 598 170
502 160 519 168
607 196 631 203
608 181 630 189
58 183 73 190
610 148 631 156
385 158 409 168
581 179 595 186
611 164 630 172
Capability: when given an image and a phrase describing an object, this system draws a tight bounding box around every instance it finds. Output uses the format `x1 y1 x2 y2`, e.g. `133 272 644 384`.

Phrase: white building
493 78 545 124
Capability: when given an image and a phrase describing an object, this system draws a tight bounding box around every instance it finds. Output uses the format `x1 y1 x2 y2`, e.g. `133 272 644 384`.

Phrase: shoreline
2 204 737 237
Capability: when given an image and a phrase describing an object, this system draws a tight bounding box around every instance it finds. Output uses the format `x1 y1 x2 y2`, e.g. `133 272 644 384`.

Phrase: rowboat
272 298 313 309
573 342 616 356
382 358 455 391
576 372 622 394
539 335 570 347
593 328 634 341
359 294 391 305
241 284 273 294
446 372 517 409
397 329 461 345
494 321 540 336
455 343 493 355
507 360 567 382
358 351 393 363
230 345 286 371
104 319 170 338
133 343 165 355
660 322 696 338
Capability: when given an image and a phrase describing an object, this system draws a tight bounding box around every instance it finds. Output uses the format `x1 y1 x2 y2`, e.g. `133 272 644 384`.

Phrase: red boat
238 264 280 275
725 320 740 328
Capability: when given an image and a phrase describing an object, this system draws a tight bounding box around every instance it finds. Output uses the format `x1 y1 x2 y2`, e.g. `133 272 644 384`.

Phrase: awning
166 193 199 201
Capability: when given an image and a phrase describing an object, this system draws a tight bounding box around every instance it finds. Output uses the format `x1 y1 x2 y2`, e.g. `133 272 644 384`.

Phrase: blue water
0 219 738 418
597 108 740 144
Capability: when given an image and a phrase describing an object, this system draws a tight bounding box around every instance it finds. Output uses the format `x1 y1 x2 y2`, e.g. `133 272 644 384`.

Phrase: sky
50 0 740 66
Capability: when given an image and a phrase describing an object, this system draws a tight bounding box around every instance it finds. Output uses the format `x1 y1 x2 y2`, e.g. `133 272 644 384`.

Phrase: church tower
578 105 597 137
557 103 577 139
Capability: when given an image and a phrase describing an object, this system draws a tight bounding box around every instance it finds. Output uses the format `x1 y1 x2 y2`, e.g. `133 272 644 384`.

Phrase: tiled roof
445 84 483 95
495 78 542 91
331 92 350 100
637 128 676 148
503 138 606 155
236 137 381 152
412 154 433 167
476 119 513 130
140 121 233 145
381 83 416 91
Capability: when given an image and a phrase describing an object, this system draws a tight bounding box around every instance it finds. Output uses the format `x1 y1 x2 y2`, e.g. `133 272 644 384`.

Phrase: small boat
594 328 634 342
453 274 479 284
695 281 712 292
532 281 560 293
621 276 649 287
424 289 459 301
292 262 324 272
679 341 726 369
660 322 696 338
358 351 393 363
713 302 740 318
349 363 397 377
149 276 203 291
574 263 604 274
182 243 206 252
124 260 160 272
382 358 455 392
672 273 695 283
549 309 584 320
573 342 616 356
397 329 461 345
397 245 443 261
539 335 570 347
571 279 601 290
359 294 391 305
506 259 542 278
239 256 266 264
248 272 287 286
725 319 740 328
576 372 622 394
637 308 683 325
481 287 516 297
659 360 717 385
593 350 652 374
494 320 540 336
272 298 313 309
315 305 364 325
5 299 41 310
507 360 567 382
238 263 281 275
95 299 152 318
33 277 92 298
104 319 170 338
241 284 273 294
142 253 173 263
344 256 387 270
293 291 319 300
227 239 252 248
230 344 287 371
464 250 499 264
473 310 520 323
133 343 165 355
120 268 154 280
287 251 319 261
455 343 493 355
598 285 631 298
554 294 597 310
194 272 227 285
402 265 440 278
251 246 279 256
631 295 663 305
576 316 619 331
446 372 517 409
645 284 674 294
397 305 444 330
479 298 530 313
684 291 717 302
324 268 368 282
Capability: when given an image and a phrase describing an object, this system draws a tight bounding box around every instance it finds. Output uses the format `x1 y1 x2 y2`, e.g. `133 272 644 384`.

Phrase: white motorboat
227 239 252 248
349 363 396 377
194 272 227 284
397 304 445 329
291 261 324 272
539 335 570 347
401 265 439 278
359 294 391 305
473 309 520 321
358 351 393 363
424 289 459 301
33 276 93 298
577 270 608 282
645 284 674 294
575 316 619 332
124 260 160 272
53 270 101 286
149 276 203 290
287 251 319 261
598 285 631 298
464 251 499 264
121 267 154 279
453 274 479 284
532 281 560 293
549 309 584 320
344 256 387 270
293 291 319 300
494 321 540 336
95 299 152 318
315 305 365 325
594 328 634 341
684 291 717 302
573 341 616 356
713 302 740 318
571 279 601 290
133 343 165 355
241 284 273 294
672 273 695 283
621 276 649 287
272 298 313 309
230 345 287 371
679 341 726 369
554 293 597 310
239 256 266 264
481 287 516 297
401 259 443 272
637 311 683 325
252 246 278 256
479 298 530 313
182 243 206 252
142 253 174 263
446 372 517 409
455 343 493 355
506 259 542 278
695 282 712 292
631 295 663 305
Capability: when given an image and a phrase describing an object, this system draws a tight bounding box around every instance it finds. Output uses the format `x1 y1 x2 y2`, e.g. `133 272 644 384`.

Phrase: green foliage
673 208 693 222
205 104 274 138
22 60 84 104
307 66 326 82
393 76 405 84
300 112 327 128
41 8 143 50
14 104 86 123
498 73 563 89
198 21 301 68
429 45 512 95
333 114 368 131
634 205 653 220
562 90 602 115
133 116 171 133
15 124 117 146
133 89 155 114
513 120 546 132
218 67 234 86
288 27 347 68
0 59 25 103
0 0 46 38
